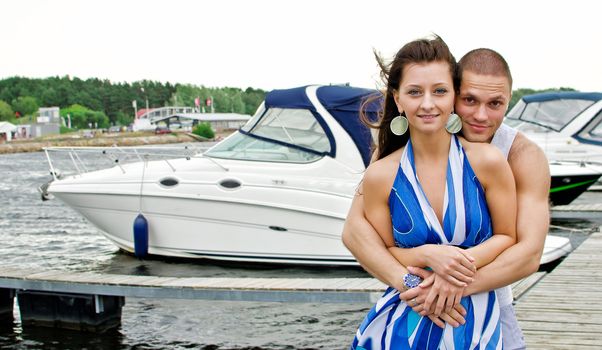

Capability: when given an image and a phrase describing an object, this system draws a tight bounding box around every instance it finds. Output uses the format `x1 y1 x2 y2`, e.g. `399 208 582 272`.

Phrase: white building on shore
31 107 61 137
133 106 251 132
0 121 17 142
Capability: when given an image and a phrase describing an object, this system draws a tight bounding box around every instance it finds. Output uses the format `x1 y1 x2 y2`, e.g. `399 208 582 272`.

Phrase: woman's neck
409 129 452 161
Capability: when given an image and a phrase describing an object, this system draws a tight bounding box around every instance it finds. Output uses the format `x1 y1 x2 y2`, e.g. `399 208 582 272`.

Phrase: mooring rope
138 156 147 214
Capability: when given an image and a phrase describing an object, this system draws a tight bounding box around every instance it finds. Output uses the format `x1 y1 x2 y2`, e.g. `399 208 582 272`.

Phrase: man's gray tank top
489 123 518 306
491 123 517 159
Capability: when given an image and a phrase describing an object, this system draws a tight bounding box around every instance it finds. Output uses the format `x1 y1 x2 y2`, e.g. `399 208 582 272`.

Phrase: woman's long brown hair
360 35 457 161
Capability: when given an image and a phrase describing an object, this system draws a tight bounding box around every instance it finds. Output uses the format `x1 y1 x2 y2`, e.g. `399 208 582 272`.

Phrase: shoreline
0 132 208 154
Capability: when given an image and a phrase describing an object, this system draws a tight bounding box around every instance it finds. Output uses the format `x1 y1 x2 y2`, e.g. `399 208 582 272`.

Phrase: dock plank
511 271 546 301
1 225 601 346
0 267 528 304
515 226 602 348
550 203 602 219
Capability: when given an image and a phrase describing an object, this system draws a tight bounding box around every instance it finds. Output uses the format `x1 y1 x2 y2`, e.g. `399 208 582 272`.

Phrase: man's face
455 71 511 143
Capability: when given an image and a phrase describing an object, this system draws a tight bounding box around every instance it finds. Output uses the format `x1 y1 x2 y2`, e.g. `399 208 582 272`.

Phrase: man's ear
505 94 512 114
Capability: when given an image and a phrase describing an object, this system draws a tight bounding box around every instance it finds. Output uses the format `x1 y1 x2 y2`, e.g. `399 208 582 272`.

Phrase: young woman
351 36 516 348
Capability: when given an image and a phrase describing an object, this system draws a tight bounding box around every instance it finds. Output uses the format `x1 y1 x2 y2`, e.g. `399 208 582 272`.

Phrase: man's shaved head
457 48 512 91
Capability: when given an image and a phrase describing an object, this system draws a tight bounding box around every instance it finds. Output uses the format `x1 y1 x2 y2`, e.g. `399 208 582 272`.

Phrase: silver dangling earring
445 112 462 134
390 115 408 136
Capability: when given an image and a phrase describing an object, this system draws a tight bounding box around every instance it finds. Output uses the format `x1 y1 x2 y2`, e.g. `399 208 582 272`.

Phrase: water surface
0 150 599 349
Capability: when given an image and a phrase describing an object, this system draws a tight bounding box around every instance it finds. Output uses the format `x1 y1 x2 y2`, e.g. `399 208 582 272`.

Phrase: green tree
60 126 76 134
40 87 60 106
115 111 133 126
0 100 13 121
11 96 39 117
0 76 261 123
60 104 110 129
242 87 266 115
171 84 265 115
192 122 215 139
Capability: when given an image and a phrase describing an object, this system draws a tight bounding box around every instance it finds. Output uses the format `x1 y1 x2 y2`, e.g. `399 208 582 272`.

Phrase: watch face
403 273 423 289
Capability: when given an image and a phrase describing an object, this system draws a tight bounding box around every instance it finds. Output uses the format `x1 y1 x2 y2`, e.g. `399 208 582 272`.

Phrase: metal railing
43 144 210 181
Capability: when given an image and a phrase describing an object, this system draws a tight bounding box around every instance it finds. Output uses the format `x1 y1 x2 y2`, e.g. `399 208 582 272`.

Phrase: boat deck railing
547 157 602 170
43 145 210 180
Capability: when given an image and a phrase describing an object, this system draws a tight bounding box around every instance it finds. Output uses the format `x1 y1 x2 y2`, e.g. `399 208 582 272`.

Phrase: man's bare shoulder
508 133 550 171
509 132 551 189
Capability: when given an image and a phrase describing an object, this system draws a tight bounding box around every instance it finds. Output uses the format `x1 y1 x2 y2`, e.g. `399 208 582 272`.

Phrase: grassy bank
0 131 207 154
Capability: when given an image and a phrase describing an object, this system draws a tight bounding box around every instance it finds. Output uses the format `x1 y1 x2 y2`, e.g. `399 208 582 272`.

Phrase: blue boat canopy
264 85 382 167
523 92 602 103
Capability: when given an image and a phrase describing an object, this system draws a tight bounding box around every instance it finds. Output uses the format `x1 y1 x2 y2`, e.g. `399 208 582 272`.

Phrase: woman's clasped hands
400 245 477 328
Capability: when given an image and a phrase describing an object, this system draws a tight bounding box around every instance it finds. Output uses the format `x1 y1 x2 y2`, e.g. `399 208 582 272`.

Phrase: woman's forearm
388 246 429 269
466 234 515 269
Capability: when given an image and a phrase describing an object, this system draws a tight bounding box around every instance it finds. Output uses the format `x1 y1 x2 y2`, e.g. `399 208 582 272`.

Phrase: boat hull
52 188 571 267
53 190 357 266
549 173 601 206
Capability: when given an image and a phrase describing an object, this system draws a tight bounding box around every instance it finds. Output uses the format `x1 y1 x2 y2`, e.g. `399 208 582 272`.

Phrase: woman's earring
390 115 408 136
445 113 462 134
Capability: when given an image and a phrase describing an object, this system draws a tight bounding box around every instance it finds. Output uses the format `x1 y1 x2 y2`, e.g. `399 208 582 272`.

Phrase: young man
342 49 550 350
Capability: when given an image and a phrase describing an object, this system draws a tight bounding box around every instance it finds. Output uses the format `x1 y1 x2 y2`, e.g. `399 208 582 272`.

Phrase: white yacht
505 92 602 205
42 85 572 265
506 91 602 151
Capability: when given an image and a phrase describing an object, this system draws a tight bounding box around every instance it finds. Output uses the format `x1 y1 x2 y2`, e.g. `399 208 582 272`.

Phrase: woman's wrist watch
403 273 423 290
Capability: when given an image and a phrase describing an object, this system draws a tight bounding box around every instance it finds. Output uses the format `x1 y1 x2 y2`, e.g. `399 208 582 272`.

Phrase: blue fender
133 213 148 258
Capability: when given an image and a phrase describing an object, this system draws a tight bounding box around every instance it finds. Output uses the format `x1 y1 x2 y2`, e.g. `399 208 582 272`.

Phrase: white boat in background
505 91 602 205
506 91 602 150
41 85 572 266
541 235 572 265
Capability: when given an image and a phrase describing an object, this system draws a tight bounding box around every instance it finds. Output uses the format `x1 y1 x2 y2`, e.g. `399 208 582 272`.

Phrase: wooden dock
0 267 390 304
0 267 543 306
1 228 601 343
515 227 602 349
551 203 602 219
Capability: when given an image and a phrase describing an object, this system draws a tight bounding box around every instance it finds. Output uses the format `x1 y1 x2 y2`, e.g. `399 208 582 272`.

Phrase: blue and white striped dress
351 135 502 349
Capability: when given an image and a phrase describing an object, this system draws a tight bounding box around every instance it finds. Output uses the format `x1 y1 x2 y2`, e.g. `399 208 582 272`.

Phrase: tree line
0 76 266 129
0 75 577 130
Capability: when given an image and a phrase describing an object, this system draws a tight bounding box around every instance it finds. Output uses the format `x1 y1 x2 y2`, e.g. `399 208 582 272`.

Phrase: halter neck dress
351 135 502 349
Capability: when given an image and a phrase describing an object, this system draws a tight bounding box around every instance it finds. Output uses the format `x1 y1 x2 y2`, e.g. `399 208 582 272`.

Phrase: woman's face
394 61 455 135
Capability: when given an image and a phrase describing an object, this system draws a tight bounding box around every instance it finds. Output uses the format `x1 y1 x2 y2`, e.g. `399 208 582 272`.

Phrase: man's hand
426 305 467 328
422 273 465 316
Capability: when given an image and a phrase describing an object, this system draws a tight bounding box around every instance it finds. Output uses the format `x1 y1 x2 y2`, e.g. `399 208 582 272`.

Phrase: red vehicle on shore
154 126 172 135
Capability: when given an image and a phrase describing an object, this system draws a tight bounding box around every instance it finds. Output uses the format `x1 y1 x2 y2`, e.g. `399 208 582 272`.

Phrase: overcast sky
1 0 600 92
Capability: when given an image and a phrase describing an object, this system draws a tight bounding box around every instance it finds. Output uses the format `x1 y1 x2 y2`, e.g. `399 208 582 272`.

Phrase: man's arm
343 193 468 328
342 193 407 291
465 136 550 295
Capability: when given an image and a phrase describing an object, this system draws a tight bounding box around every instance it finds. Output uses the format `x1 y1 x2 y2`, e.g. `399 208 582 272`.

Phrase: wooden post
0 288 15 324
17 291 124 332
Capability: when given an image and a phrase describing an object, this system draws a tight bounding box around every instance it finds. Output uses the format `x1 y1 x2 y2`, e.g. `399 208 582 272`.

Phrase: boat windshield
576 109 602 145
506 98 595 132
205 106 330 163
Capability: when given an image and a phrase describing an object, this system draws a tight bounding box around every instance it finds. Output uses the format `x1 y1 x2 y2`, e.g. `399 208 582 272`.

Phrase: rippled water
0 150 371 349
0 149 600 349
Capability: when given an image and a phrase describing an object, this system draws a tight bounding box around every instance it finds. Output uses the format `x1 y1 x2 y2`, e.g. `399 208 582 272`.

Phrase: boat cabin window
577 109 602 144
247 108 331 153
508 98 595 132
206 107 330 163
504 118 552 133
506 100 526 120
